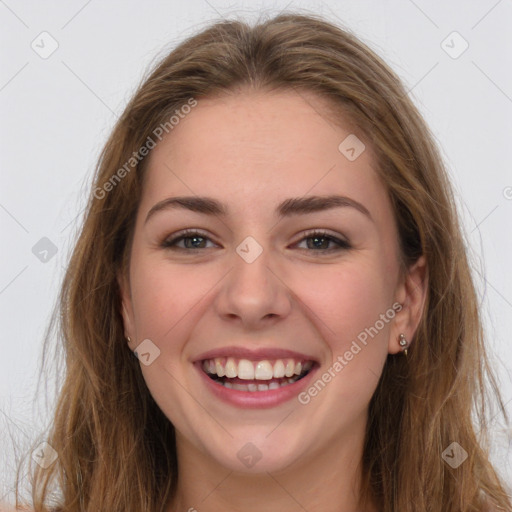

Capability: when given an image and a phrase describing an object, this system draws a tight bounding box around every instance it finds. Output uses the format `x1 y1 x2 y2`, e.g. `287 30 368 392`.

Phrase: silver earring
398 333 408 356
127 336 131 343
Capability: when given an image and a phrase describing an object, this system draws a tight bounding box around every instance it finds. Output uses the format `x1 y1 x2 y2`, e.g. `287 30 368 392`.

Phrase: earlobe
389 255 428 354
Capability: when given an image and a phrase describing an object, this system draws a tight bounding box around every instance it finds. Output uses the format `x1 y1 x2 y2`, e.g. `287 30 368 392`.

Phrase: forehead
140 89 390 223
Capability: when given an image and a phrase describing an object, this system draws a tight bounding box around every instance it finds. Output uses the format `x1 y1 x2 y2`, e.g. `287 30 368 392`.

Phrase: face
119 89 425 474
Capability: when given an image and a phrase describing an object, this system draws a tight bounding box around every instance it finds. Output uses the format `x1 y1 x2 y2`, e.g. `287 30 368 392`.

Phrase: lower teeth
223 379 295 391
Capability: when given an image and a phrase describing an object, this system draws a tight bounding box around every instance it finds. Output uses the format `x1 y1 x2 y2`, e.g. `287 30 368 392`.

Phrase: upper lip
193 345 318 363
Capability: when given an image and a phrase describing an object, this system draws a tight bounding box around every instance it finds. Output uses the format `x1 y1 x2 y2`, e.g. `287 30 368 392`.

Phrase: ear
117 270 137 351
388 255 428 354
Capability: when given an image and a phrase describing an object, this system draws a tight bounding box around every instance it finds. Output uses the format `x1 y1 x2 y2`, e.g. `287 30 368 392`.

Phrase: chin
197 431 307 474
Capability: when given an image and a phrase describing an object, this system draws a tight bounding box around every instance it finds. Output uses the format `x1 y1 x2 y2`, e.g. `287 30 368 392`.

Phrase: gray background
1 0 511 504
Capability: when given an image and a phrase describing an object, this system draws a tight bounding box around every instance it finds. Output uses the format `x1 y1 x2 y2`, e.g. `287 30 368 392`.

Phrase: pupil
309 236 327 249
186 236 204 248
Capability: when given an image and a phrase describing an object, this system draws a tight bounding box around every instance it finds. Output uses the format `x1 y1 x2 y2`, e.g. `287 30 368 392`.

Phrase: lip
194 360 319 409
193 345 319 363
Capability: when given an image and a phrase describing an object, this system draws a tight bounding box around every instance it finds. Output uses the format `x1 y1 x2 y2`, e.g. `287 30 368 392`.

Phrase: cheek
128 258 207 424
130 256 208 342
299 260 393 344
297 261 394 402
289 262 394 426
308 267 393 402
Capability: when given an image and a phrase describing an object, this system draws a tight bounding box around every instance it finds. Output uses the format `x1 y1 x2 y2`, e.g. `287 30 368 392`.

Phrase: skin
119 88 427 512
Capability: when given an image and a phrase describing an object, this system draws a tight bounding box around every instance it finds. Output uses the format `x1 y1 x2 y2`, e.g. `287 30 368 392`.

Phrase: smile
201 357 314 392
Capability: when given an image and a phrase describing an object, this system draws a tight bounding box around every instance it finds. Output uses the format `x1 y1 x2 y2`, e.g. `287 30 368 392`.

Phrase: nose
213 243 293 330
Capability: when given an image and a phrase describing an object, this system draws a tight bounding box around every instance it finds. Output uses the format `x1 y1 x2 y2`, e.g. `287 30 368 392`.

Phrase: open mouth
201 357 315 392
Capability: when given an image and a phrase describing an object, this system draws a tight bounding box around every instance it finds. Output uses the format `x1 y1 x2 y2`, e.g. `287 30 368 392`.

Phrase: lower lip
195 361 318 409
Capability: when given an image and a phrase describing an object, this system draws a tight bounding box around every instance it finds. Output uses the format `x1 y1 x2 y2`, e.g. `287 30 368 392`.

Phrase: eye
160 229 351 254
294 230 351 254
160 229 216 250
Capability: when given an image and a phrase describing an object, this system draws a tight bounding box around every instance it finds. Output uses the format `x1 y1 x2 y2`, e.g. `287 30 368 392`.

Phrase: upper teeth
202 357 313 380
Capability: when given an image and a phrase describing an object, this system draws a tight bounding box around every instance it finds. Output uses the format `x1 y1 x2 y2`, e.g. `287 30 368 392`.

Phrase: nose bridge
215 235 292 325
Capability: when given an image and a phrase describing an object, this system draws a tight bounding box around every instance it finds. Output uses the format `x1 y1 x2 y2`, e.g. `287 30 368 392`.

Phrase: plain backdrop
1 0 511 504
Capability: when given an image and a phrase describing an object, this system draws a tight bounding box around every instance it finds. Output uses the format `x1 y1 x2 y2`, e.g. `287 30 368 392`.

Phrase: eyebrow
144 194 372 224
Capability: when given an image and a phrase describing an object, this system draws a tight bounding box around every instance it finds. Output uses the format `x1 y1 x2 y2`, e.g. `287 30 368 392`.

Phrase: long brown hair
14 12 511 512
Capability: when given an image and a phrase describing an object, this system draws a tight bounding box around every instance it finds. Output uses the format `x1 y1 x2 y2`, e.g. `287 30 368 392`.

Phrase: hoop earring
398 333 408 357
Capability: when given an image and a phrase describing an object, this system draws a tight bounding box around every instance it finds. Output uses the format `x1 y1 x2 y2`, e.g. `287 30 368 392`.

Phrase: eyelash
160 229 351 254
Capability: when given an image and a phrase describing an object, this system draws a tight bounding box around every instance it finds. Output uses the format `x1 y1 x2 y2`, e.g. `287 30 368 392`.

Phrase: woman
11 12 511 512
